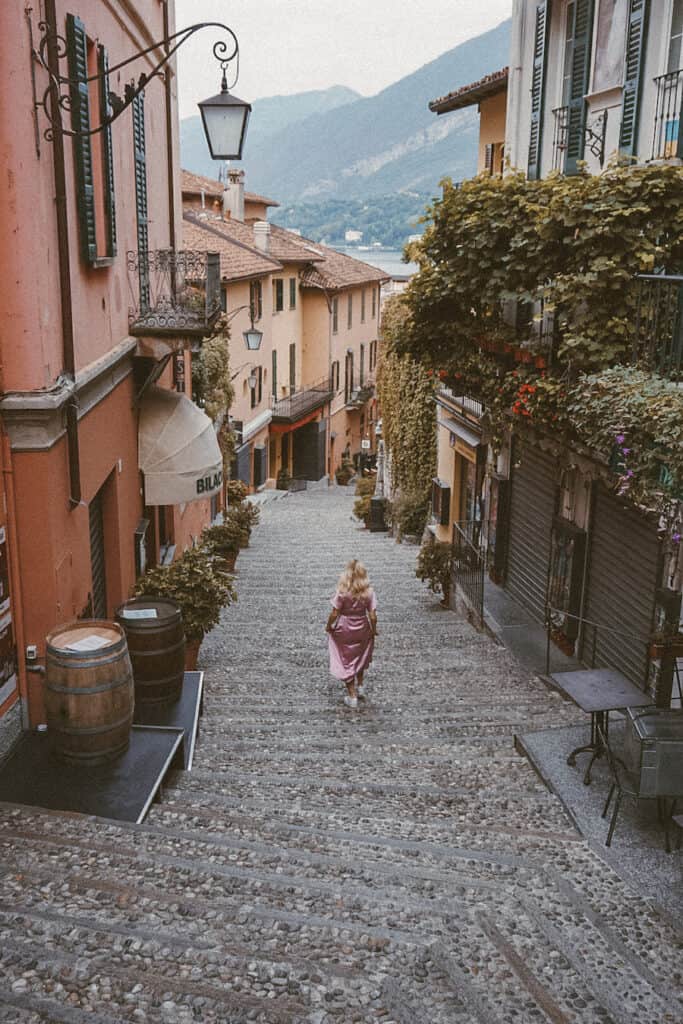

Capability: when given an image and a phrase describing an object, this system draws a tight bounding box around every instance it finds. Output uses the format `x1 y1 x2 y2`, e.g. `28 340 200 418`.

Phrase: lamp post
31 19 251 159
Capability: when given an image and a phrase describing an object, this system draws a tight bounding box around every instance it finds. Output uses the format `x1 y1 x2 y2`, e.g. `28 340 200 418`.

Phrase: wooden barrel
45 621 134 766
115 597 185 705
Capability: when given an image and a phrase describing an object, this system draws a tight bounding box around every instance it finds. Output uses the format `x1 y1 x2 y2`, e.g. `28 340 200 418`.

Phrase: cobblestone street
1 487 682 1024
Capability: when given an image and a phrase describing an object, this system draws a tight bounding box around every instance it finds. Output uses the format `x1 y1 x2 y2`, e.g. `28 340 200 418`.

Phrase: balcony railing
634 274 683 380
345 383 374 409
271 376 334 423
652 69 683 161
552 105 569 172
128 249 222 339
438 387 484 420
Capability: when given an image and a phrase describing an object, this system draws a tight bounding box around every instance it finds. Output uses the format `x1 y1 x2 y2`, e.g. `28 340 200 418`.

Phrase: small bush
227 479 248 504
355 477 375 497
391 489 430 539
276 467 291 490
353 494 372 526
335 461 355 486
225 500 260 547
416 539 452 602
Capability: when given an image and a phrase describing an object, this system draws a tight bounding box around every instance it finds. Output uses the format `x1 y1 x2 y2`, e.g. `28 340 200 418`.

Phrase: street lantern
199 80 251 161
243 324 263 351
247 370 257 391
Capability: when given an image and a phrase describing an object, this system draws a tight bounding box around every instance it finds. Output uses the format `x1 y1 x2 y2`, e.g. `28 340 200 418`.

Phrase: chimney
253 220 270 253
222 168 245 222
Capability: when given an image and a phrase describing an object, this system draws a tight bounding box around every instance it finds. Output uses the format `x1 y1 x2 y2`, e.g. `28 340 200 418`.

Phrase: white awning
139 386 223 505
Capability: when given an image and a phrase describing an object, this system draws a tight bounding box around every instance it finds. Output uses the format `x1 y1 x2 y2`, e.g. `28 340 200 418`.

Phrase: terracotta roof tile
180 169 279 208
429 67 509 114
182 213 283 283
283 230 389 290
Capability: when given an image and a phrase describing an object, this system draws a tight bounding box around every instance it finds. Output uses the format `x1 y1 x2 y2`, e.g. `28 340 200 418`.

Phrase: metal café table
549 668 653 785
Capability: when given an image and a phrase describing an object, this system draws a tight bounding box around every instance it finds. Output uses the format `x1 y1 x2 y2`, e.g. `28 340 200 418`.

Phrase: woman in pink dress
326 559 378 709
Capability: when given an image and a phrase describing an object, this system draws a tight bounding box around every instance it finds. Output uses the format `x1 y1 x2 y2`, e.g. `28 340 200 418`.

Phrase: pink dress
328 590 377 681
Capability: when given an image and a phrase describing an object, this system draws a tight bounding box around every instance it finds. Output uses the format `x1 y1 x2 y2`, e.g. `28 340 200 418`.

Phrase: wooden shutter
289 342 296 391
527 1 551 180
484 143 494 175
619 0 650 156
565 0 596 176
97 45 117 258
271 349 277 397
132 94 150 309
66 14 97 264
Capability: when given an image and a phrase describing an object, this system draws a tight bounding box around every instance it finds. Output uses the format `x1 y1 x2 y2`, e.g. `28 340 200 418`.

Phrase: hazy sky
175 0 512 119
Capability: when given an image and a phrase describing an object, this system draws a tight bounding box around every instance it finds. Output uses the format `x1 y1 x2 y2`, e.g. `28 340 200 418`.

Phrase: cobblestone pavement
1 487 682 1024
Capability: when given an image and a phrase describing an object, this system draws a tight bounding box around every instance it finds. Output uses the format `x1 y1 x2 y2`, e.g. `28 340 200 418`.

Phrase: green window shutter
271 349 277 397
619 0 650 156
97 45 117 257
289 342 296 391
527 1 551 180
564 0 596 176
132 94 150 308
66 14 97 264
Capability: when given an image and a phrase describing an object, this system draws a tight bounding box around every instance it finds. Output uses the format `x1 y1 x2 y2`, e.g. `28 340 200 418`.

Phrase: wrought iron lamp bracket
30 17 239 142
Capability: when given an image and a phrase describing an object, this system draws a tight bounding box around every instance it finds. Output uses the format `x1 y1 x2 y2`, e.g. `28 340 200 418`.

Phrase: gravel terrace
1 486 681 1024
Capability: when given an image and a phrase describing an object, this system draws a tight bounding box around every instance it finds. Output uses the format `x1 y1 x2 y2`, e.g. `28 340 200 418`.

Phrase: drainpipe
44 0 80 506
1 432 29 730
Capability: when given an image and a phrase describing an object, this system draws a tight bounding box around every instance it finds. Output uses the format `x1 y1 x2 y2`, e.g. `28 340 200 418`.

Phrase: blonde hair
337 559 373 600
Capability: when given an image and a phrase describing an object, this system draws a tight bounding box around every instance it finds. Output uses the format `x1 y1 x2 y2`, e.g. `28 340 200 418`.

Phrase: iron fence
652 68 683 161
452 520 485 628
270 376 334 422
634 274 683 381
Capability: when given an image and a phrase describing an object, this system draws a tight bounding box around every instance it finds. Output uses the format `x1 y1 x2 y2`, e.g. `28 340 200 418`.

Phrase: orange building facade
0 1 222 749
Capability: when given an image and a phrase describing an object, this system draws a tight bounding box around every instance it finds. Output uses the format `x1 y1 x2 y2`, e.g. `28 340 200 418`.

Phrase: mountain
180 19 511 202
180 85 361 181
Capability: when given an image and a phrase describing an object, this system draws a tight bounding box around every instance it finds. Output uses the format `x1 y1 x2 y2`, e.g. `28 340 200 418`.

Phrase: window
562 2 576 106
272 349 277 397
669 0 683 71
347 294 353 329
220 287 227 313
360 344 365 386
273 278 284 312
250 367 263 409
369 339 378 372
332 297 338 334
371 288 377 319
250 280 263 320
289 343 296 392
361 289 366 323
344 351 354 402
66 14 117 265
289 277 297 309
331 360 340 391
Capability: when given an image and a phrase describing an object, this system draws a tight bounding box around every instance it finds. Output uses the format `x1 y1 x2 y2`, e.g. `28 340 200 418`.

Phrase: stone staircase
0 488 681 1023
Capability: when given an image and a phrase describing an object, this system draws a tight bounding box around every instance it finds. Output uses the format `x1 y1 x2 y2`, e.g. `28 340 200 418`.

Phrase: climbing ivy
192 325 237 479
377 295 436 499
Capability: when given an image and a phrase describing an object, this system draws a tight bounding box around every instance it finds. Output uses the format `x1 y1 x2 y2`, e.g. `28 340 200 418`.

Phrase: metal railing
438 388 484 420
271 376 334 422
634 274 683 380
544 606 652 682
345 384 374 409
552 105 569 172
452 520 485 628
652 68 683 161
128 249 222 338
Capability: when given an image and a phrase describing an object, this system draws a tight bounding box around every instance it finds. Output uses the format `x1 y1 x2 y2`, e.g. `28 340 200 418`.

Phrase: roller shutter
582 485 660 686
505 442 557 621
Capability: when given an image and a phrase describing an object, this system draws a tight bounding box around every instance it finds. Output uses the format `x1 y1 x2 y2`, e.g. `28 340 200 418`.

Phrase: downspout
1 432 29 730
44 0 81 506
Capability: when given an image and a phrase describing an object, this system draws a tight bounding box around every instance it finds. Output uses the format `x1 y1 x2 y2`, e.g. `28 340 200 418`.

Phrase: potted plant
391 489 430 542
202 516 243 571
335 461 355 486
134 546 237 669
226 500 260 548
276 467 291 490
226 479 248 504
416 539 453 606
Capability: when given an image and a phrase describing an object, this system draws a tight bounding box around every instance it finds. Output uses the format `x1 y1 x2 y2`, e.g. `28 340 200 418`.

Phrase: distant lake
334 246 418 279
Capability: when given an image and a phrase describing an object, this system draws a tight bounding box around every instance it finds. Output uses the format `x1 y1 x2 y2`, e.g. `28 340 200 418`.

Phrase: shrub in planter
276 467 291 490
416 539 453 605
391 489 430 540
225 500 260 547
335 461 355 486
353 494 372 526
134 545 237 647
202 517 243 570
355 477 376 497
226 479 248 504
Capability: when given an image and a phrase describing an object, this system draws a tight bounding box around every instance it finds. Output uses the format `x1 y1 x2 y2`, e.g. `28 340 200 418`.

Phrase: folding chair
598 722 640 847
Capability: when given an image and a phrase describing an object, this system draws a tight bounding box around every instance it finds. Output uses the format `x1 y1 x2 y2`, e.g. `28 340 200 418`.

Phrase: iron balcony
270 376 334 424
128 249 222 339
634 273 683 380
652 68 683 161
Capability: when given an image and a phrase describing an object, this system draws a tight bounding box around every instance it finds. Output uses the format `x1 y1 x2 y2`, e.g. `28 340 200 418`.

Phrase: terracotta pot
534 355 547 369
184 639 201 671
649 637 683 659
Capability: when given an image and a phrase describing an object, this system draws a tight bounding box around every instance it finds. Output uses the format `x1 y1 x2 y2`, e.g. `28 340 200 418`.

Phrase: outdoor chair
598 723 640 847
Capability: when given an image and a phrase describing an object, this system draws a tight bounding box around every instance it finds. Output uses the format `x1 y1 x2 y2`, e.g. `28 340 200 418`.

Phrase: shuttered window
289 342 296 392
132 94 150 309
619 0 650 156
271 349 277 397
66 14 97 264
527 1 551 180
332 297 339 333
565 0 596 176
97 45 117 257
